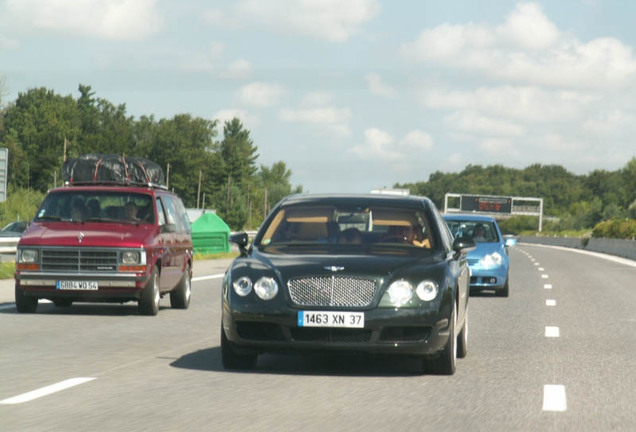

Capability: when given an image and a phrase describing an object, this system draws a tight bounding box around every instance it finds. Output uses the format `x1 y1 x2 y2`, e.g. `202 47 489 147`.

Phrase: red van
14 182 193 315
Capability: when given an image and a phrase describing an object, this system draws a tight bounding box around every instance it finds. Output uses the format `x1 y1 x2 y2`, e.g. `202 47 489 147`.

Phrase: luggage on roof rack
62 154 166 187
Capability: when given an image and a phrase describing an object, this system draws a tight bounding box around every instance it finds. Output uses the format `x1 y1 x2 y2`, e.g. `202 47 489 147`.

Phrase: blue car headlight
479 252 503 269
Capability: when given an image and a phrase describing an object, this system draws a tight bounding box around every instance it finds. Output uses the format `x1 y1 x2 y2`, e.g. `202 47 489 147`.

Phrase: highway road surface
1 244 635 432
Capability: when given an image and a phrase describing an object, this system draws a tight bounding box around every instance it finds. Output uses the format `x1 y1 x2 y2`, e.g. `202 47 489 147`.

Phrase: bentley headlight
416 280 438 301
387 280 413 306
233 276 253 296
479 252 503 269
19 249 39 263
254 277 278 300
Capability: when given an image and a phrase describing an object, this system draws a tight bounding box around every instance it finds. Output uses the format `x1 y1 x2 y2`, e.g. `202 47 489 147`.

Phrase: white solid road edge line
192 274 224 282
0 377 96 405
543 385 567 412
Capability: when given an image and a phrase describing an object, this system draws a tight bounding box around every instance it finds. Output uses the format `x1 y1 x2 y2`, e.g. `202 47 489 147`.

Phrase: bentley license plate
56 280 98 291
298 311 364 328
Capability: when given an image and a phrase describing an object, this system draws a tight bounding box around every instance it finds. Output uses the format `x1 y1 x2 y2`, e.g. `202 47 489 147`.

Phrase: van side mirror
161 223 177 233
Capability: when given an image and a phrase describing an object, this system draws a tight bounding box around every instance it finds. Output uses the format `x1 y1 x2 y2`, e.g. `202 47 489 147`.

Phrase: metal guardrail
0 237 20 254
519 236 636 261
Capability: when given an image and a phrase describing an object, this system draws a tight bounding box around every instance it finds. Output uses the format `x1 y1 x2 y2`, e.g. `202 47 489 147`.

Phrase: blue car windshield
446 220 499 243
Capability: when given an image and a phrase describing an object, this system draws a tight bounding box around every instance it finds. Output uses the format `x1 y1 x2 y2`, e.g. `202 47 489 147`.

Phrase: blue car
443 214 514 297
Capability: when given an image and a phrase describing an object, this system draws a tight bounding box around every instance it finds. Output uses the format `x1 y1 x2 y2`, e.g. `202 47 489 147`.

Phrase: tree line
0 84 301 229
0 83 634 234
397 161 636 233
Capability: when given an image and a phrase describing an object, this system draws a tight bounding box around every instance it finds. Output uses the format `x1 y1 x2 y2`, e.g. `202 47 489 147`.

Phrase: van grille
288 276 378 307
41 248 119 272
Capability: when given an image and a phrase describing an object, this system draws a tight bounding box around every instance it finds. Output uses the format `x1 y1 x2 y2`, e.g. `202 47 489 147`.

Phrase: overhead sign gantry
444 193 544 231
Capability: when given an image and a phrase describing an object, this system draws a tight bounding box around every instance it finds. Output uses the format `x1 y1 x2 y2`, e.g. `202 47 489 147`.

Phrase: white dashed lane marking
546 299 556 306
544 284 552 289
543 385 567 412
545 326 560 338
0 378 96 405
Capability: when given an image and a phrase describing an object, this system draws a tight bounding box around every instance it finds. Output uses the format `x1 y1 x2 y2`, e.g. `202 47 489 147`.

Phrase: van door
157 195 191 290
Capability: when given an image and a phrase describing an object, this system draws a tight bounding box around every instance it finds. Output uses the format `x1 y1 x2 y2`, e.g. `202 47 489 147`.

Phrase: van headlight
19 249 39 263
121 251 143 265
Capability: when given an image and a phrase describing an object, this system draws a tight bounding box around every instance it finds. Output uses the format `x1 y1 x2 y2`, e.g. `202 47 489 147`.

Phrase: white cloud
349 128 434 161
402 130 434 151
498 2 559 51
444 111 524 137
2 0 162 40
279 92 352 137
214 109 258 128
423 86 594 123
212 0 380 42
350 128 399 160
365 73 396 98
401 2 636 89
227 59 252 78
236 82 284 107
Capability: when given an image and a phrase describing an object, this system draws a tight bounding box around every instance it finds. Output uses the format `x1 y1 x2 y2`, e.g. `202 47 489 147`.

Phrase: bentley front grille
288 276 378 307
41 248 119 272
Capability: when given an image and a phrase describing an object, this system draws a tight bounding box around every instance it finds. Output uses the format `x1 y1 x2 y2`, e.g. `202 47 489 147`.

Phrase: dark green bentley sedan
221 194 475 374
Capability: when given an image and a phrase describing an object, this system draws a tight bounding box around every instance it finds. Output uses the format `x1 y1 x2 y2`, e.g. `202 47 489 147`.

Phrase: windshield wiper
35 215 63 222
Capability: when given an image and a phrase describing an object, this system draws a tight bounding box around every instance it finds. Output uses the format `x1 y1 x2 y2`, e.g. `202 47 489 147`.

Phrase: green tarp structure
191 212 231 254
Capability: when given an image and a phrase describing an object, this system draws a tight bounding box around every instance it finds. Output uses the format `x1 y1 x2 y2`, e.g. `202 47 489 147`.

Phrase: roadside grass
194 251 239 260
0 261 14 280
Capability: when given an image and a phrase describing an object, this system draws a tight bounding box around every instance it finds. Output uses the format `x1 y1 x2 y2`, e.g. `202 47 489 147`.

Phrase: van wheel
139 268 160 316
15 285 38 313
170 264 191 309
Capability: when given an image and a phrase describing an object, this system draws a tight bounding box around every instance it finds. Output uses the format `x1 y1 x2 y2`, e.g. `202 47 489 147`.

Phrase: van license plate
298 311 364 328
56 281 99 291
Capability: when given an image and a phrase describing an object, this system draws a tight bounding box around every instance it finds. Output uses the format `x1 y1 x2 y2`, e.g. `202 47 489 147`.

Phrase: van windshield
34 190 155 224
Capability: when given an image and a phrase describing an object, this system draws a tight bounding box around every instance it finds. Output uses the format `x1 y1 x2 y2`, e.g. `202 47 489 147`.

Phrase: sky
1 0 636 194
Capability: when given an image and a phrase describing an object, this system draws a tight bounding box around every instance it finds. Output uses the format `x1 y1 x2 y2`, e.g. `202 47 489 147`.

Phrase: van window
160 195 190 233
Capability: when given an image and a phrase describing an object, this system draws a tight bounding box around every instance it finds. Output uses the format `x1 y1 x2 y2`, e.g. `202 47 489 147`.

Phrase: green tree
1 87 81 191
257 161 303 214
219 118 258 188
